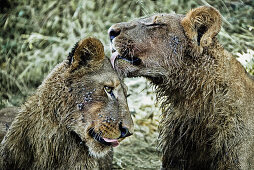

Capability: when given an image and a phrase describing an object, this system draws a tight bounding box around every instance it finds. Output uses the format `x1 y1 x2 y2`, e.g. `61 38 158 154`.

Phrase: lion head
37 37 134 158
108 6 221 80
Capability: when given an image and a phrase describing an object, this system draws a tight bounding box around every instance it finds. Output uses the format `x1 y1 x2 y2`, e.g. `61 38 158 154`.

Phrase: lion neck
1 88 96 170
151 42 246 168
151 40 228 113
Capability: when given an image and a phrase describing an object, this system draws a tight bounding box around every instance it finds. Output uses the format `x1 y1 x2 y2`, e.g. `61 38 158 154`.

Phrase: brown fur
0 107 18 141
109 6 254 170
0 37 133 169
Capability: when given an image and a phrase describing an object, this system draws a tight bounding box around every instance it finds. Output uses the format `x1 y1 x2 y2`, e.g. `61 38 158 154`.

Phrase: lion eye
104 86 116 99
104 86 113 93
146 23 161 26
145 23 166 28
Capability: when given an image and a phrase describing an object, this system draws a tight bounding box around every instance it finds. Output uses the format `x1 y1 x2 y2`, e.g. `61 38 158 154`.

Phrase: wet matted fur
0 107 18 141
109 6 254 170
0 37 133 169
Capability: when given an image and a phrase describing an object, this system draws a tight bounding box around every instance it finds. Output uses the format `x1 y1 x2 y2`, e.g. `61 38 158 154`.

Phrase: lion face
108 13 186 79
108 6 221 80
56 38 134 158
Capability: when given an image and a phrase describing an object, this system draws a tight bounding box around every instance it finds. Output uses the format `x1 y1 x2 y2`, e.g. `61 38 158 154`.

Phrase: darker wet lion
0 37 133 169
109 6 254 170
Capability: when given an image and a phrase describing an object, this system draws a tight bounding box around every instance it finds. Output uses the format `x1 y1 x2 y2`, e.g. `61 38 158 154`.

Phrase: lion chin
73 125 119 158
86 140 111 158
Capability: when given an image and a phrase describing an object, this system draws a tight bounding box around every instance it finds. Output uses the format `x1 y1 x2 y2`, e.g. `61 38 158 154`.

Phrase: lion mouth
111 51 141 68
89 128 119 147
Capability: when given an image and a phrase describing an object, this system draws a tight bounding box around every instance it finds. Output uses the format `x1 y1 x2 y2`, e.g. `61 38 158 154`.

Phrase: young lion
108 6 254 170
0 37 134 169
0 107 18 141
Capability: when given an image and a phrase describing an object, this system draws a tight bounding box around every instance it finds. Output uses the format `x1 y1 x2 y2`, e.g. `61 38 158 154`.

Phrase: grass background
0 0 253 169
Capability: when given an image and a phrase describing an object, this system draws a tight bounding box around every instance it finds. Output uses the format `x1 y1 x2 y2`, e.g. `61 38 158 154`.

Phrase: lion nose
119 122 132 138
108 27 121 42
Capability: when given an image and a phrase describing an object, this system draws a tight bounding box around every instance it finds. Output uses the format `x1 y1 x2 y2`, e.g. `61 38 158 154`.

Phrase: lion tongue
103 138 119 147
110 52 119 68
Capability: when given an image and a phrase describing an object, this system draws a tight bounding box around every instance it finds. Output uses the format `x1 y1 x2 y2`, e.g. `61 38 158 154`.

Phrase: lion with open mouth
109 6 254 170
0 37 133 169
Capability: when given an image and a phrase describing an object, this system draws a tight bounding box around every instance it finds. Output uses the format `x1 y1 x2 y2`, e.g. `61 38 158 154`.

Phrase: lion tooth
111 52 119 68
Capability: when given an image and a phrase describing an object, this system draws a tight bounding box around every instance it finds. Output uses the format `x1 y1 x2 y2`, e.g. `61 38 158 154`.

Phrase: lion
108 6 254 170
0 37 134 170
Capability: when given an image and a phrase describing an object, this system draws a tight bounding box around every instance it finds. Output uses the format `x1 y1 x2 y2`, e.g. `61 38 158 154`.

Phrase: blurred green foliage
0 0 254 108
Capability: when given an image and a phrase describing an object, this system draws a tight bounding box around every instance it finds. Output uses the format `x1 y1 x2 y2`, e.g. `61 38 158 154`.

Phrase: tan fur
109 6 254 170
0 107 18 142
0 37 133 169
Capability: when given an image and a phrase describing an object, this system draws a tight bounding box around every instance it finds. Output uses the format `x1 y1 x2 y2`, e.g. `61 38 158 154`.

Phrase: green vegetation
1 0 253 108
1 0 253 168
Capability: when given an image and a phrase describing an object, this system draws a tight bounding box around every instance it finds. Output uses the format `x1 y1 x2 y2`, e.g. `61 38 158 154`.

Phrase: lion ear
68 37 104 70
181 6 221 53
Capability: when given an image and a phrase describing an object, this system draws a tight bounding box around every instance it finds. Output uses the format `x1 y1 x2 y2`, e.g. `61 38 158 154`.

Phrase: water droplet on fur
86 92 93 95
77 103 84 110
5 123 9 131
